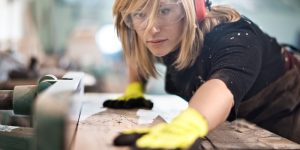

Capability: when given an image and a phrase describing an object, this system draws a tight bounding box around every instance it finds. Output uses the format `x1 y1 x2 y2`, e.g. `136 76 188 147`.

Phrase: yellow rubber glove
116 82 144 100
114 108 208 149
103 82 153 109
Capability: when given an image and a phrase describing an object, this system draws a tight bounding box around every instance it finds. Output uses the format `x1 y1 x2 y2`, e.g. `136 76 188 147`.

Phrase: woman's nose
150 25 160 34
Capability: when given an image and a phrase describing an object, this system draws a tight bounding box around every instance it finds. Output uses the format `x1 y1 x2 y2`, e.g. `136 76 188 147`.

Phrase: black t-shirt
162 16 286 121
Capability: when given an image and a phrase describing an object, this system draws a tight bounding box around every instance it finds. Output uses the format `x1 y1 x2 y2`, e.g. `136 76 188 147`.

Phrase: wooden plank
73 108 164 150
72 93 300 150
205 120 300 149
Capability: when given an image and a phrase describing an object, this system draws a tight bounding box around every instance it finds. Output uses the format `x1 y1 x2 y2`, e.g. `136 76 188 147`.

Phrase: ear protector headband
194 0 212 21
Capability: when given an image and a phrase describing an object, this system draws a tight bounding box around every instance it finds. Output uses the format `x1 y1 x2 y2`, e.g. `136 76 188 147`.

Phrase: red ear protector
194 0 211 21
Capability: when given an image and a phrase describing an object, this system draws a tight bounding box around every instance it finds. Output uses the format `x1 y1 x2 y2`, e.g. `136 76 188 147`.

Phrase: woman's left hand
114 108 208 149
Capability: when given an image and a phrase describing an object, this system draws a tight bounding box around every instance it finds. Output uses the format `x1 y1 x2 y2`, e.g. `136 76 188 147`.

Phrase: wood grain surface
71 94 300 149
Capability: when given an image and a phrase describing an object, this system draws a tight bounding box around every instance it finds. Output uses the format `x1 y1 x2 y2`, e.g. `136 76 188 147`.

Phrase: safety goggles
122 0 184 30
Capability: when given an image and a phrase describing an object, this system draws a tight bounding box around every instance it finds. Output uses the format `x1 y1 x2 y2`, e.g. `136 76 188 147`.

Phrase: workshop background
0 0 300 94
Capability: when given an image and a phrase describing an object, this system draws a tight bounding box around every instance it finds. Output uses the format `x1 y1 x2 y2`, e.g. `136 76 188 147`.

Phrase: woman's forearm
128 65 141 82
128 65 147 89
189 79 234 131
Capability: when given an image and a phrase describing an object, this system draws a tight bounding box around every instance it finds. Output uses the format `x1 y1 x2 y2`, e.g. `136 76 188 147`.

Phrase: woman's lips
146 39 168 44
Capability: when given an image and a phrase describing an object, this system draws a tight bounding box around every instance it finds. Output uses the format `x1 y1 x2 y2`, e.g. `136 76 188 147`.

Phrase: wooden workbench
71 93 300 149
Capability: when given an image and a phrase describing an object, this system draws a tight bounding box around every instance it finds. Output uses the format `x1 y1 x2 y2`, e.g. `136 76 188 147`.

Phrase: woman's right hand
103 82 153 109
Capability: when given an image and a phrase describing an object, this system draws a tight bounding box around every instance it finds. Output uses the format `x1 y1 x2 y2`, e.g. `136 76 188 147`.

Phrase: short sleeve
206 30 263 120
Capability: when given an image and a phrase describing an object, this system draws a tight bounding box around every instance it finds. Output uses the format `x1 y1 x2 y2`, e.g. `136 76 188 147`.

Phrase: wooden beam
71 93 300 150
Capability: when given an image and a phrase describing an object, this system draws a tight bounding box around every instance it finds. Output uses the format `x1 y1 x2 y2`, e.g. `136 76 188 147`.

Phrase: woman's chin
149 49 170 57
151 52 168 57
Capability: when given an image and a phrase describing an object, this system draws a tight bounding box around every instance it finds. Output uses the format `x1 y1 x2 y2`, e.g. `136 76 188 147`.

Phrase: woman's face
126 0 185 57
136 19 184 57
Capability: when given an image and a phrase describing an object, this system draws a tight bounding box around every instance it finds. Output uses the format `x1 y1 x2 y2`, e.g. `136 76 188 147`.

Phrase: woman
104 0 300 149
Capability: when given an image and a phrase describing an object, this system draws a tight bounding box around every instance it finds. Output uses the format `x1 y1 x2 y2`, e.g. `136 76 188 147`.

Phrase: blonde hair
113 0 241 79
